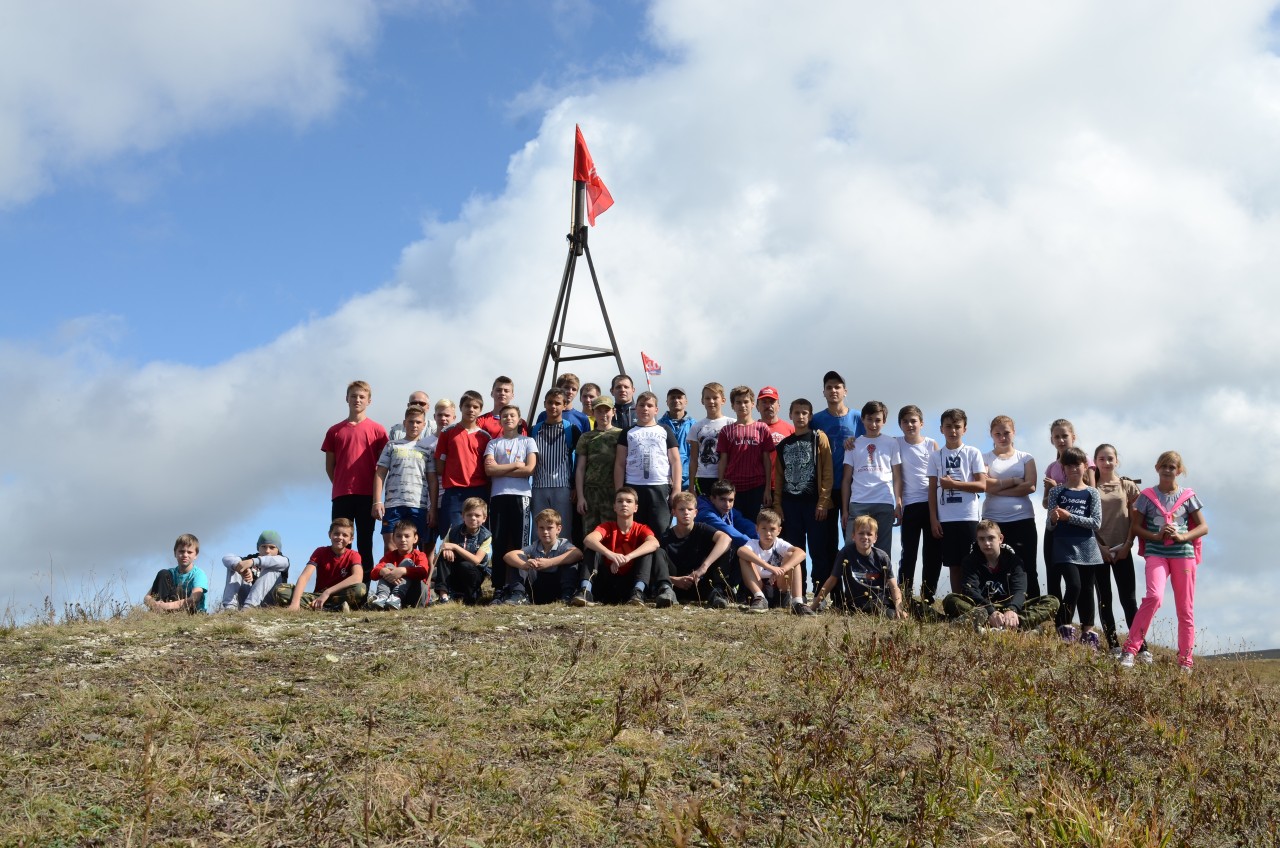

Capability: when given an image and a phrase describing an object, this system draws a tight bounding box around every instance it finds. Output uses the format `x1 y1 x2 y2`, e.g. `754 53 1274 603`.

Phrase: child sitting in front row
370 521 432 609
942 519 1059 630
431 497 493 605
144 533 208 613
220 530 290 611
812 515 905 618
276 518 367 611
739 508 811 615
500 508 583 604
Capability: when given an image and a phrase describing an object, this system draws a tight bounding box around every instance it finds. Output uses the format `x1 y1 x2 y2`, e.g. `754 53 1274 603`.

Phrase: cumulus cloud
0 0 376 205
4 0 1280 648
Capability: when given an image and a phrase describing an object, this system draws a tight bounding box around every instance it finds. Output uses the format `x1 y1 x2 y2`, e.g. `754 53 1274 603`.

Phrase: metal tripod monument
527 178 625 416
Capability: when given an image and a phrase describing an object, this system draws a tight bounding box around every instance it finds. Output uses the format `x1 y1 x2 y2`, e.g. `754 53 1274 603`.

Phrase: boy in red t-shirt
435 390 492 533
277 518 367 611
369 522 432 610
322 381 388 580
477 376 530 438
574 487 675 607
716 385 776 524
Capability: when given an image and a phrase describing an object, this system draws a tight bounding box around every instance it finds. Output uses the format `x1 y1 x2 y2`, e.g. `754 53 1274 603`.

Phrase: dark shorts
382 505 428 537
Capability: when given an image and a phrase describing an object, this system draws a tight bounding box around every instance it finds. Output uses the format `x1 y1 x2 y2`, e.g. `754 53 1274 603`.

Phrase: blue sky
4 1 1280 653
1 0 657 364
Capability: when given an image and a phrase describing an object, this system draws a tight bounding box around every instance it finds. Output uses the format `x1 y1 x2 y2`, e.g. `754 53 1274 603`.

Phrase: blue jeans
440 486 489 535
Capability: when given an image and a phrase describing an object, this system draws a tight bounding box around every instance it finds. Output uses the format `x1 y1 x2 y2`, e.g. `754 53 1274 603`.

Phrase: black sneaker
709 589 729 610
791 601 816 616
627 589 647 607
571 588 594 607
504 590 531 606
747 594 768 613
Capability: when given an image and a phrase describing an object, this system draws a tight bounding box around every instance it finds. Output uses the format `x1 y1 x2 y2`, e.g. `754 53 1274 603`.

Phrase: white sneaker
1179 665 1193 675
1138 650 1154 665
1118 652 1135 669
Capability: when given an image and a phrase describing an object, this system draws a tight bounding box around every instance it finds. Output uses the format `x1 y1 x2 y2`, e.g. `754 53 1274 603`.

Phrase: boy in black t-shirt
772 397 834 595
656 491 735 608
943 520 1060 631
813 515 906 618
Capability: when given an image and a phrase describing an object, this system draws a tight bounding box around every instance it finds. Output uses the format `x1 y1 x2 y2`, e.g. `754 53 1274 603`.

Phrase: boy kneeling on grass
276 518 367 611
500 508 583 604
369 521 431 610
942 519 1060 631
574 487 675 607
144 533 208 613
812 515 906 618
739 508 812 616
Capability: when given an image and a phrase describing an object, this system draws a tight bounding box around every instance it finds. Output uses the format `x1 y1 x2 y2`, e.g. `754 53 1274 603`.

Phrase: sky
2 0 1278 651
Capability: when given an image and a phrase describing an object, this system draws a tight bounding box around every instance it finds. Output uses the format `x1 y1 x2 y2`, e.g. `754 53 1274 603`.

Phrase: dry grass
0 605 1277 846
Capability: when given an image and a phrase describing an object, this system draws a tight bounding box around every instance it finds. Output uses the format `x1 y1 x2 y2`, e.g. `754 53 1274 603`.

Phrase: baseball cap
758 386 780 401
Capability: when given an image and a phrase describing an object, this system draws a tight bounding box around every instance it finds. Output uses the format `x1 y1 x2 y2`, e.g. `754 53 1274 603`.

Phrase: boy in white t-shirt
738 509 813 616
840 400 902 561
894 404 940 598
688 382 731 497
926 408 988 602
484 405 539 601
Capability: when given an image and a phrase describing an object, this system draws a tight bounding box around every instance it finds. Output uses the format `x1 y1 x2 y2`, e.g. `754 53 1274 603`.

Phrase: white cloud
0 0 376 205
3 1 1280 649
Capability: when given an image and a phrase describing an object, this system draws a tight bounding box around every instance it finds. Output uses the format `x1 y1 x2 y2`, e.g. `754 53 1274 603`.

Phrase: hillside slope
1 605 1277 846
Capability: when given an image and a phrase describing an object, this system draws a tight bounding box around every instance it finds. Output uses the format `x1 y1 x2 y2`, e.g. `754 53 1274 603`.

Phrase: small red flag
641 351 662 376
574 125 614 226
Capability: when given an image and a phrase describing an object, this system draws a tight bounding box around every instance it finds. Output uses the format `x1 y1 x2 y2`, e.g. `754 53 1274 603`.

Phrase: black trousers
580 550 654 604
998 518 1040 597
332 494 376 586
898 501 940 597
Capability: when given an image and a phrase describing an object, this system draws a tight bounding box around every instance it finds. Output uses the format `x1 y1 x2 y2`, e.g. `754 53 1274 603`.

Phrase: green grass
0 605 1277 846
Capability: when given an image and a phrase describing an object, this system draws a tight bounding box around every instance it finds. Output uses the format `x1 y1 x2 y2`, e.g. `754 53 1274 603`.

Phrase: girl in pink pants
1120 451 1208 672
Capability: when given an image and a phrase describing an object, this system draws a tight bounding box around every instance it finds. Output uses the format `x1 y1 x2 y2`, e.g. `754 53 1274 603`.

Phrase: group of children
144 371 1208 671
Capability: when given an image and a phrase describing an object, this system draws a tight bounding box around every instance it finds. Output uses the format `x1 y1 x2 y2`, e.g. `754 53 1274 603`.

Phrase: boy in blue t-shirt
144 533 208 613
810 370 865 591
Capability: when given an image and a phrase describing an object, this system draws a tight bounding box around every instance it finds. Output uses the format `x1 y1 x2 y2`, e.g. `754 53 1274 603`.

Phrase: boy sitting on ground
276 518 367 611
370 521 432 610
500 508 584 604
575 487 675 607
431 497 493 605
943 519 1060 631
812 515 906 618
739 509 811 616
657 491 734 608
144 533 208 613
219 530 290 611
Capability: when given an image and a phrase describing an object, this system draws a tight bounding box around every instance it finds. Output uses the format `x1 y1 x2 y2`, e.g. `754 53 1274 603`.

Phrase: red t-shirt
434 425 492 489
372 549 431 581
308 546 363 593
321 418 389 498
592 520 655 575
716 421 777 489
762 420 795 489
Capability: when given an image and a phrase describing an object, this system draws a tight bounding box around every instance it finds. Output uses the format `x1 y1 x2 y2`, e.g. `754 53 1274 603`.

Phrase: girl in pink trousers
1119 451 1209 673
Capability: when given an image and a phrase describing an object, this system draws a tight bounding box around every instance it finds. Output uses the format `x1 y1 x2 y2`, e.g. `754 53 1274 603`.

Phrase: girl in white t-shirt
982 415 1039 595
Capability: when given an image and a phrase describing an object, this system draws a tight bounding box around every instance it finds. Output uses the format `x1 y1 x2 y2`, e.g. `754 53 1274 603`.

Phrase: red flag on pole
574 125 614 226
641 351 662 376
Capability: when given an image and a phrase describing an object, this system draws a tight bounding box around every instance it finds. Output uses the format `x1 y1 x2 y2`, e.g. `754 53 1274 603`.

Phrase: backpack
1137 487 1203 564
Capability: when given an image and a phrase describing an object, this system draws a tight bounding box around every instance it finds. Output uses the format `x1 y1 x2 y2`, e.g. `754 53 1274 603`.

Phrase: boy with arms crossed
716 385 776 522
432 498 493 605
531 388 583 533
277 518 366 611
322 380 388 580
841 400 903 560
926 409 987 601
501 508 583 604
484 405 538 599
739 508 812 615
614 391 682 534
812 516 906 618
144 533 208 613
688 382 730 496
943 520 1059 631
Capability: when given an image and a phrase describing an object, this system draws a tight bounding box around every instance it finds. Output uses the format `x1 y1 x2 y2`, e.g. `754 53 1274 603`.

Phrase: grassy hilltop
1 605 1278 847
